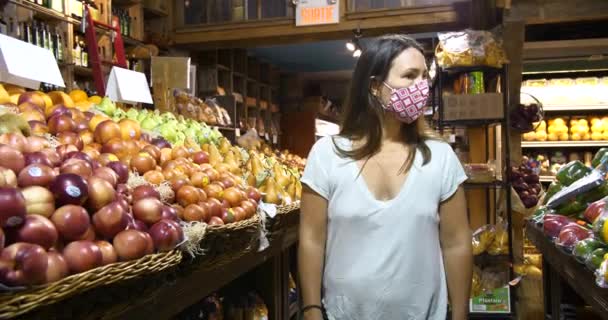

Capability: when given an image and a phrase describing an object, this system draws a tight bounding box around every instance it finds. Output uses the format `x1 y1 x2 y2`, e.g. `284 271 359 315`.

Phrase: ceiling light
346 41 356 51
353 49 362 58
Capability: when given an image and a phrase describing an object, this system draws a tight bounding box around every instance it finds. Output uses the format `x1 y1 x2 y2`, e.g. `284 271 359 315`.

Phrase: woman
298 34 472 320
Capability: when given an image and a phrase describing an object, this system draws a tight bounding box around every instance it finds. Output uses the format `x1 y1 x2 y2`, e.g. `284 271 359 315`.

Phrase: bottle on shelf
44 24 51 51
80 37 88 67
53 27 64 62
73 35 81 66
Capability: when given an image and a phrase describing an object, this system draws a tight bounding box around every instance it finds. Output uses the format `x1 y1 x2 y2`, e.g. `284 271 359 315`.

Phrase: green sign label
470 286 511 313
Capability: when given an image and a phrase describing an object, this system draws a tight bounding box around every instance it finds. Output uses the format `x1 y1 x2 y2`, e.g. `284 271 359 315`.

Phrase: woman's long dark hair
334 34 438 173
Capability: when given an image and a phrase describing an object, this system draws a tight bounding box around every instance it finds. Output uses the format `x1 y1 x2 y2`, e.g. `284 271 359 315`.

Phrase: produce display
529 147 608 288
173 90 233 128
472 222 509 256
510 163 542 209
521 77 608 106
524 151 594 177
471 265 510 298
0 82 303 290
522 116 608 142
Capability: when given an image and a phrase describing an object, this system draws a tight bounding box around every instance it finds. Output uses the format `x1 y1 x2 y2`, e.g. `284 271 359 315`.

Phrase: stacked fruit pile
523 117 608 142
0 84 278 288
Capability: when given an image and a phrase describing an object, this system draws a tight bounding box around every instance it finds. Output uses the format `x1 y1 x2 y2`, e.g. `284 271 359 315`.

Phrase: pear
219 138 231 155
295 180 302 201
208 143 223 167
0 113 31 136
287 178 297 201
263 177 281 204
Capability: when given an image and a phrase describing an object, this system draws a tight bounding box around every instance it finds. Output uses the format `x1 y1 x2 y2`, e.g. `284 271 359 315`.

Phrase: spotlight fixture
346 27 363 57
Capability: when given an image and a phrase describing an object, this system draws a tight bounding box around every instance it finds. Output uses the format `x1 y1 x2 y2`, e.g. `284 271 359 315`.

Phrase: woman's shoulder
424 138 452 154
310 135 349 156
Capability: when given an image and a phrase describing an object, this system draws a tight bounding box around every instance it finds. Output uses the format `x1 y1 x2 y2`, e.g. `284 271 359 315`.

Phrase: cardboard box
443 93 504 121
470 286 511 314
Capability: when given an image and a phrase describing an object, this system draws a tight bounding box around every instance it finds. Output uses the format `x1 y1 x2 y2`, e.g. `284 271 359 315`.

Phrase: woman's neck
382 114 403 142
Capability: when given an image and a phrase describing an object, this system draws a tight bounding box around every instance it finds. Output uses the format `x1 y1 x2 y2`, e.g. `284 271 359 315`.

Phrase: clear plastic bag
488 219 509 256
435 28 508 68
472 224 495 255
543 213 573 239
585 247 608 272
596 257 608 288
573 237 604 263
554 222 592 252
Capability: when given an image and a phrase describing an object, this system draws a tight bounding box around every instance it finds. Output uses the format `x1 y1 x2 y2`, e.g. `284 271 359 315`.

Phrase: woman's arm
439 187 472 320
298 186 329 320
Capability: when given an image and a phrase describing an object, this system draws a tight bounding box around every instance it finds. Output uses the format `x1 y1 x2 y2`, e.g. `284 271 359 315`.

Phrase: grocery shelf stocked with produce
520 70 608 184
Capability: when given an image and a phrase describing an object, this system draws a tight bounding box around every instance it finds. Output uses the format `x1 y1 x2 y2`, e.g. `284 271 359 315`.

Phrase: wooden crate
442 93 504 121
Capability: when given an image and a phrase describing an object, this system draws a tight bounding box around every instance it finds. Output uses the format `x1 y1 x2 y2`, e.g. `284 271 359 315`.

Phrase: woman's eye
403 74 415 79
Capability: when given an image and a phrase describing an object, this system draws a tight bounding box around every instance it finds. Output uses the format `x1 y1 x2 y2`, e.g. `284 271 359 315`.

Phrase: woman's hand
439 187 472 320
299 186 329 320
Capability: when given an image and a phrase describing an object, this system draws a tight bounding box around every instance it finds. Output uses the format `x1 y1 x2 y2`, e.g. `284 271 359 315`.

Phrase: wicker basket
199 213 261 260
266 202 300 242
0 250 183 319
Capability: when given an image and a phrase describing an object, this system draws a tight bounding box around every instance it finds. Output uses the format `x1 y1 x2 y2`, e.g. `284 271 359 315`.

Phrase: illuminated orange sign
296 1 340 26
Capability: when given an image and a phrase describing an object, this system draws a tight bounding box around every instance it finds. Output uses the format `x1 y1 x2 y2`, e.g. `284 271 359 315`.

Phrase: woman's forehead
390 48 427 72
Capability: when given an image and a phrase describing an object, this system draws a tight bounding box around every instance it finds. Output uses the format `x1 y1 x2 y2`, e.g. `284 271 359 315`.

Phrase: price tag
272 135 278 144
265 133 270 140
259 131 264 137
448 134 456 143
236 128 241 136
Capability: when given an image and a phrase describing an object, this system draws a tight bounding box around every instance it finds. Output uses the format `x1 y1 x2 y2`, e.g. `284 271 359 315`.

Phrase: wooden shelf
143 6 168 18
441 65 504 74
73 66 94 77
440 118 505 127
522 141 608 148
543 105 608 112
112 0 142 7
464 180 506 189
9 0 70 22
526 222 608 320
123 36 144 47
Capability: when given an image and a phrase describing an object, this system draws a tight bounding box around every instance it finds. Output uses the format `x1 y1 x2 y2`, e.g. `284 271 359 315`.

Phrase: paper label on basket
236 128 241 136
259 202 277 218
509 276 522 286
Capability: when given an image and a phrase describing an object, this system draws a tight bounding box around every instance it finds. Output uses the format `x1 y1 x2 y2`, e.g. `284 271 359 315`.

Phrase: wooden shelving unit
3 0 168 92
194 48 283 147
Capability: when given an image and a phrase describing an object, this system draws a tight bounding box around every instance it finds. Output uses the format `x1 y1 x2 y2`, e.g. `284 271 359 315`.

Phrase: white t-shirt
301 136 467 320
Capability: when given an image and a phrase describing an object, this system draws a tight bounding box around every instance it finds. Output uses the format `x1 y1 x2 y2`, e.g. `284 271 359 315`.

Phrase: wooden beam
506 0 608 25
172 5 467 47
523 38 608 60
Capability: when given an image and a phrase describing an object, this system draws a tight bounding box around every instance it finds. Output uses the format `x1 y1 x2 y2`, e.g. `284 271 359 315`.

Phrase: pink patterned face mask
380 80 430 124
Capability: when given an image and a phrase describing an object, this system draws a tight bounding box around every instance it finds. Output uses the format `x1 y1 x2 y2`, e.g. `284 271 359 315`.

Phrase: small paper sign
236 128 241 137
265 133 270 140
470 286 511 314
0 34 65 89
272 135 278 144
259 202 277 218
106 66 153 104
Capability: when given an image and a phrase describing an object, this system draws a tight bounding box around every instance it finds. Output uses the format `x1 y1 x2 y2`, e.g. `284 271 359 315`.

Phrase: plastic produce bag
471 266 483 298
546 170 604 209
584 197 608 223
435 29 508 68
543 214 574 238
596 257 608 288
488 219 509 255
593 210 608 243
555 222 592 252
472 224 496 255
543 181 564 205
586 247 608 272
555 160 592 186
573 237 604 263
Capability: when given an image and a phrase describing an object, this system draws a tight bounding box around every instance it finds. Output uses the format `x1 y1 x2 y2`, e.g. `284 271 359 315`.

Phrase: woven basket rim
0 250 182 296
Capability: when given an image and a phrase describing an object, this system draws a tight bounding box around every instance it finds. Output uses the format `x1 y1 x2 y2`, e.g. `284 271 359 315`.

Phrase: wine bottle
56 28 64 62
80 38 88 67
73 35 81 66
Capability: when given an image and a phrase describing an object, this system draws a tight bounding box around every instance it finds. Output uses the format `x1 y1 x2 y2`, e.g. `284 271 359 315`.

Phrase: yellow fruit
0 84 9 101
603 131 608 140
547 133 558 141
583 133 591 140
592 132 603 140
537 120 547 131
9 94 19 105
592 122 604 133
571 133 582 141
47 91 74 108
88 95 102 104
559 133 569 141
69 90 88 103
591 118 601 126
554 118 566 126
74 100 93 112
579 119 589 127
570 119 579 126
535 131 547 141
523 131 536 141
4 84 25 95
547 125 556 134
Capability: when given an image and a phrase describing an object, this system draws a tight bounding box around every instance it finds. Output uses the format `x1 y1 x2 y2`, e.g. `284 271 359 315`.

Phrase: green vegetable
574 238 604 262
592 148 608 168
556 200 586 216
544 181 564 205
532 206 552 224
586 248 608 271
556 160 591 186
576 182 608 205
